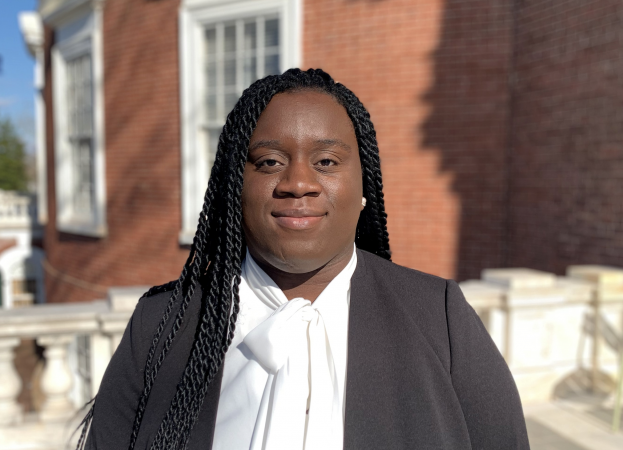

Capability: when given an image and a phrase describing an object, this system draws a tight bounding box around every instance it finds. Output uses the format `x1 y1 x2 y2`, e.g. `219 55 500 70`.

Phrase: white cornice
18 12 44 56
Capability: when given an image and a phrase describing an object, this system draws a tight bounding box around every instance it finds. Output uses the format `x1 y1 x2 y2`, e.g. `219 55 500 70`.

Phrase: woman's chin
254 244 335 274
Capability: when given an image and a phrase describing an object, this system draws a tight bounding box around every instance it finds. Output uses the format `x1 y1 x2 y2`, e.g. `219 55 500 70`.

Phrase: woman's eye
257 159 281 168
318 159 336 167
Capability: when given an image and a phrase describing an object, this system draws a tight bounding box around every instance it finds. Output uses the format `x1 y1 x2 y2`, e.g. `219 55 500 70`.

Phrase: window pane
67 54 93 139
224 58 236 88
224 92 238 116
205 27 217 121
224 24 236 53
205 28 216 58
244 21 256 52
265 53 280 76
243 56 257 86
80 56 93 135
265 19 279 47
206 61 217 91
207 94 217 121
243 21 257 86
72 138 94 216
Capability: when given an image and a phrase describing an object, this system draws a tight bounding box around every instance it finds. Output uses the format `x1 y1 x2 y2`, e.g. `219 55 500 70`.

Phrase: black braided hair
78 68 390 450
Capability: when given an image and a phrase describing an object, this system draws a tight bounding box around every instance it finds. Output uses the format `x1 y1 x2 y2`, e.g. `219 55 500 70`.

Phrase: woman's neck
249 245 355 302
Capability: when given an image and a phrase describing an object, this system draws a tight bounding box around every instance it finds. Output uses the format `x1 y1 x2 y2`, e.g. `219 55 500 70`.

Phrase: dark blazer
87 249 530 449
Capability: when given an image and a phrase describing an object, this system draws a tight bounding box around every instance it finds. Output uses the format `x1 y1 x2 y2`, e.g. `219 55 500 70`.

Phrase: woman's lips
272 210 326 230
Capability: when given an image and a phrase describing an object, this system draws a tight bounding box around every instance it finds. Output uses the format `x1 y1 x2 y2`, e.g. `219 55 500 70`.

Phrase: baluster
89 332 111 398
38 335 75 422
0 338 23 425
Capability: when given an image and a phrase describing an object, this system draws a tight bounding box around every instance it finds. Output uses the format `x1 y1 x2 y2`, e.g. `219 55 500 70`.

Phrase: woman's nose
274 161 322 198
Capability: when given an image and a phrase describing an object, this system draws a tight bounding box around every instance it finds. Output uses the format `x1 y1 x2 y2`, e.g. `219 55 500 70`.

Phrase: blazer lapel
344 250 413 450
344 249 374 450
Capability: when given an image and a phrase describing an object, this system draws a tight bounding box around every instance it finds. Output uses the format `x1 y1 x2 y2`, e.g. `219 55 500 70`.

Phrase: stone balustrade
0 286 146 437
0 271 621 446
460 266 623 405
0 190 36 229
567 266 623 392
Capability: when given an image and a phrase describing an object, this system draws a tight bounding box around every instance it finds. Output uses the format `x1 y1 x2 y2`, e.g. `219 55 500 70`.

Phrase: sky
0 0 38 151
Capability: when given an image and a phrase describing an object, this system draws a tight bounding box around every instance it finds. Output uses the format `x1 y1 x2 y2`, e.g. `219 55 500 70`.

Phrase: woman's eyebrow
248 139 281 152
249 138 352 152
315 139 352 151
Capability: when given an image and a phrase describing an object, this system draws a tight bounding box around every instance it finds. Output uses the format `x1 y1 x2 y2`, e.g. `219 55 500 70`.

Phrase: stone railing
0 287 146 449
0 190 36 229
460 265 623 405
1 268 621 445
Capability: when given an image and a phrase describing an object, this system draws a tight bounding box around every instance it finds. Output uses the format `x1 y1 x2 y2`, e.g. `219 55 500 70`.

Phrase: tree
0 117 28 191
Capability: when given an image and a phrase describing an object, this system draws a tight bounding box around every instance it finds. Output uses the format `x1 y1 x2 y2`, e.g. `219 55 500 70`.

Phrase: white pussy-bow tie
243 298 342 450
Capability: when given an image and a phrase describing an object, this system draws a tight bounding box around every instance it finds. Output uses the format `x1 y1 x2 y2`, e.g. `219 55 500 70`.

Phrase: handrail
0 301 109 338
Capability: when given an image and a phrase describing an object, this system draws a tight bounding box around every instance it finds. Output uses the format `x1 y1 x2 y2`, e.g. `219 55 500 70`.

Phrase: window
179 0 302 243
52 6 106 236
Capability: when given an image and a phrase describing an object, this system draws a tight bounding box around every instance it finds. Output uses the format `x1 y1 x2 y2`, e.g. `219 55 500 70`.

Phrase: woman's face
241 90 363 274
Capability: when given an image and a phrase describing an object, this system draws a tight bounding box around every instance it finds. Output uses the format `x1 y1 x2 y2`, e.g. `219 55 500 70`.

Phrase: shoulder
356 249 467 323
356 248 451 297
130 283 203 352
135 288 175 336
355 249 465 372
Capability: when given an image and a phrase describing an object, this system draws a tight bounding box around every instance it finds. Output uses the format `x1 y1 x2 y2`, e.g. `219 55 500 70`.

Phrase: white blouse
211 245 357 450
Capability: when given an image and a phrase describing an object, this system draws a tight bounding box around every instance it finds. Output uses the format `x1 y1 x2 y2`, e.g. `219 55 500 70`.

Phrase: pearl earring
362 197 367 207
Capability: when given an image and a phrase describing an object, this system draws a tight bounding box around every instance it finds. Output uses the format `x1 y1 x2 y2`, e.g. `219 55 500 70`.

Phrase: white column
0 338 23 426
38 335 75 422
89 333 111 398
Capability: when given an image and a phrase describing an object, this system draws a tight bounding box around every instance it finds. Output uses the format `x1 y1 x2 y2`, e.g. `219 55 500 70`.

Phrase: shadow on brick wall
420 0 513 280
422 0 623 279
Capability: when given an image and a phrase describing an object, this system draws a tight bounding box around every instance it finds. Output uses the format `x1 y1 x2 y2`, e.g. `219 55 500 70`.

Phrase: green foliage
0 117 28 191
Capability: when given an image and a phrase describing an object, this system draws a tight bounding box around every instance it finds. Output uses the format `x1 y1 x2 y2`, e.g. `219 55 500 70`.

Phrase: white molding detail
91 2 107 235
51 4 107 237
40 0 99 27
178 0 302 244
18 12 48 225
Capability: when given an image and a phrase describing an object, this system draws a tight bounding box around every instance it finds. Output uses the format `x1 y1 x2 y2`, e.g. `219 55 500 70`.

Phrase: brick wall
304 0 513 279
42 0 623 299
43 0 516 300
508 1 623 274
44 0 187 303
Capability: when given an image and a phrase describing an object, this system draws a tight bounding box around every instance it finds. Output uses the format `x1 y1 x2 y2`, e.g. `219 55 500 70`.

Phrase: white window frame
178 0 302 244
50 2 106 237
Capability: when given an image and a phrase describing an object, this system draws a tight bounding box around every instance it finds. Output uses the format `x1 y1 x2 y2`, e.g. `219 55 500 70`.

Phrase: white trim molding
178 0 302 244
40 0 99 27
19 12 48 225
50 2 107 237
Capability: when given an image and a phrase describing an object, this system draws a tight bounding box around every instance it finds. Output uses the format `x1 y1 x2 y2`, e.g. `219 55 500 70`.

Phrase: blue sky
0 0 38 150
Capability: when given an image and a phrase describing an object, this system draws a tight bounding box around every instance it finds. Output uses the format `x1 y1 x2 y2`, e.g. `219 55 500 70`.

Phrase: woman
84 69 529 449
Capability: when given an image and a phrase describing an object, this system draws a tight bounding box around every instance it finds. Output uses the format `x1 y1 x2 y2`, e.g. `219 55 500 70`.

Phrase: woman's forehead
251 91 356 143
